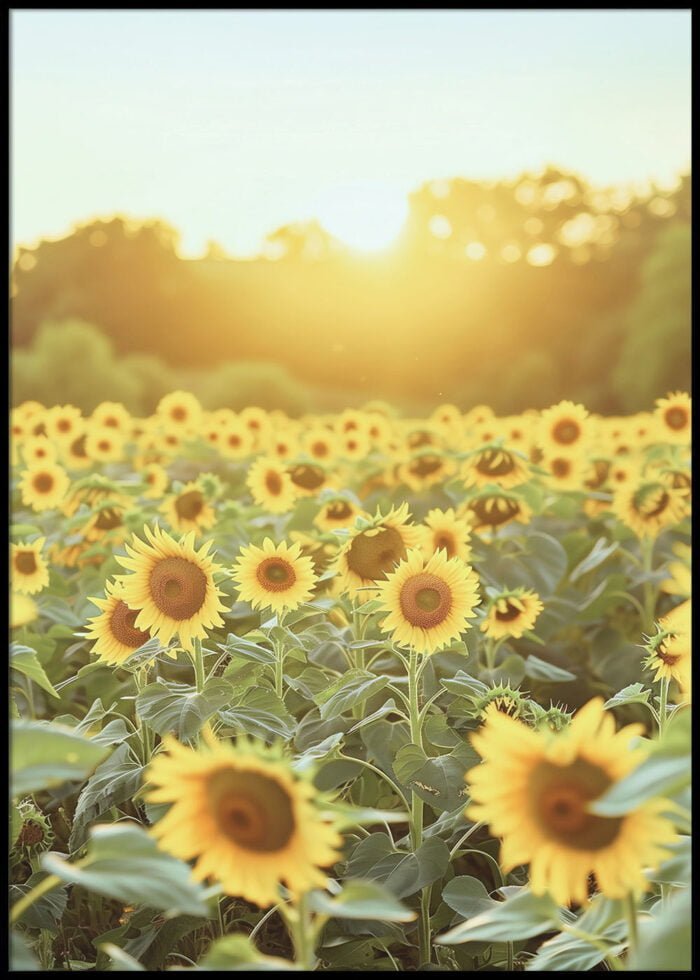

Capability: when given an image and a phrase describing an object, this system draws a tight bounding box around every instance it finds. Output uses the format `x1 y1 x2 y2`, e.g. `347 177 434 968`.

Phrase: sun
312 181 409 253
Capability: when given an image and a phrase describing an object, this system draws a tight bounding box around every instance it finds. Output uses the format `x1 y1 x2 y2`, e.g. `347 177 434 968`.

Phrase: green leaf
436 887 561 944
603 683 651 709
393 742 473 812
10 643 60 698
11 872 68 929
200 934 298 971
645 835 691 886
222 633 276 666
442 876 493 919
308 880 416 922
42 822 210 916
569 537 618 582
219 686 294 739
315 669 390 721
440 671 489 700
98 944 146 972
70 744 145 850
11 719 112 796
136 677 236 740
627 888 691 971
11 931 40 971
524 655 576 682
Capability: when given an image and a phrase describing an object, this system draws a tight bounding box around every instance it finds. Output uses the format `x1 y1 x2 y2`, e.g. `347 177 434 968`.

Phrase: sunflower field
9 392 691 972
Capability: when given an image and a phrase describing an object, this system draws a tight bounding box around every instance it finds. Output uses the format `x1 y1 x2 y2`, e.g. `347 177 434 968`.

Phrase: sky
11 9 692 257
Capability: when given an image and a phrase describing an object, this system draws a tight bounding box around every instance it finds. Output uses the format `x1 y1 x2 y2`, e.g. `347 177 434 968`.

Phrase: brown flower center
494 600 522 622
552 419 581 445
104 416 119 428
71 434 87 458
311 441 329 457
584 459 610 490
409 455 443 478
15 551 38 575
33 472 54 493
327 500 352 521
346 525 407 581
175 490 205 521
470 496 520 527
57 419 72 433
531 758 622 850
475 449 516 477
289 464 325 491
408 431 434 448
110 600 151 647
433 532 456 557
634 485 670 519
399 572 452 628
664 406 688 431
228 434 241 447
208 769 295 852
551 458 571 478
256 557 296 592
95 508 123 531
171 406 187 422
264 470 283 496
149 557 207 619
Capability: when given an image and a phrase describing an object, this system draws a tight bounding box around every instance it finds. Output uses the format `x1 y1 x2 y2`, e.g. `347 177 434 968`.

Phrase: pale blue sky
11 10 691 256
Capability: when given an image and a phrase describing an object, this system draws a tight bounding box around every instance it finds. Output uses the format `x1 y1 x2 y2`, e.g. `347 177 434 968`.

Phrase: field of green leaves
10 393 691 971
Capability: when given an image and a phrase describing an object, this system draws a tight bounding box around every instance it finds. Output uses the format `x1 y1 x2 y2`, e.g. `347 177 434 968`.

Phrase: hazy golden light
312 183 410 254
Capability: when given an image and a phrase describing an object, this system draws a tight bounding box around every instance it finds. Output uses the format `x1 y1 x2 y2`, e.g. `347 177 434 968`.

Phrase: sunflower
481 588 544 640
61 474 125 517
376 548 480 655
582 457 613 517
460 490 533 533
160 481 217 535
613 478 689 539
219 418 255 460
302 427 339 464
85 580 153 665
10 538 49 595
141 462 169 500
62 426 92 470
334 408 369 437
659 542 691 599
91 401 132 434
654 392 691 444
314 495 365 532
146 733 343 908
399 450 455 492
462 446 530 490
19 462 70 512
81 503 130 547
84 426 125 464
644 599 691 694
339 429 371 462
466 697 678 907
539 452 586 491
419 508 472 562
247 457 299 514
20 436 58 467
537 401 592 453
156 391 203 434
14 400 45 423
11 592 38 629
335 503 422 599
116 525 226 651
239 406 272 448
264 427 301 462
232 538 317 614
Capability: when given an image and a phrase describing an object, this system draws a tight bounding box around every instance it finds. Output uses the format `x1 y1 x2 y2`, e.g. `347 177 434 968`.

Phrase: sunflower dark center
634 486 670 519
475 449 516 477
33 472 54 493
289 464 326 491
95 508 123 530
18 821 45 846
664 406 688 431
171 406 187 421
494 601 522 622
551 458 571 478
104 416 119 428
327 501 352 520
208 769 295 852
265 471 283 495
71 434 87 457
228 434 241 447
98 440 111 452
256 557 296 592
311 441 329 457
552 419 581 445
15 551 38 575
149 557 207 619
175 490 205 521
110 600 151 647
408 431 433 448
584 459 610 490
400 572 452 628
346 525 407 581
530 758 622 850
410 456 443 478
470 496 520 527
55 418 70 432
434 532 455 557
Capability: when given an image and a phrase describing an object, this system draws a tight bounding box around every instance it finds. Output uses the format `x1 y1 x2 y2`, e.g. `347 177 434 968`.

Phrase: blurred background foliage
11 167 690 416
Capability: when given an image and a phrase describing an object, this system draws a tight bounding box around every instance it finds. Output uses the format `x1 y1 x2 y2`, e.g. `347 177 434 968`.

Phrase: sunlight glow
309 182 410 254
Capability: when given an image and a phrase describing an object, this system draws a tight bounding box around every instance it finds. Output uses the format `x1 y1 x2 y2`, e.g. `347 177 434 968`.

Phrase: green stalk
657 675 670 737
407 649 431 966
624 892 639 958
191 637 206 693
640 538 656 634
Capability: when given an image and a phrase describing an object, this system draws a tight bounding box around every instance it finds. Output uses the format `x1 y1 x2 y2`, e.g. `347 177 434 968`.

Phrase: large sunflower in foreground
335 503 422 599
116 526 226 651
85 580 153 666
147 734 343 908
376 548 480 655
19 462 70 512
232 538 317 614
10 538 49 595
466 698 678 907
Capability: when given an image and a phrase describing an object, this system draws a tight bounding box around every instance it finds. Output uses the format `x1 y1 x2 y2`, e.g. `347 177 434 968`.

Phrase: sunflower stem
407 649 431 966
640 538 657 634
657 675 670 737
289 892 315 970
623 892 639 959
191 638 206 693
273 640 285 699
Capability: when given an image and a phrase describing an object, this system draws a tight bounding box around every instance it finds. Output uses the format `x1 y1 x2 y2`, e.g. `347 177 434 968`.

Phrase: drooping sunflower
10 538 49 595
654 391 691 445
644 599 691 695
419 507 472 562
613 477 689 539
460 489 533 534
399 449 455 492
61 426 92 470
246 457 299 515
537 400 593 454
481 588 544 640
232 538 317 614
287 460 332 498
462 445 530 490
81 503 131 548
116 526 226 651
582 457 613 518
313 495 365 533
19 462 70 512
146 733 343 908
160 481 217 535
156 391 203 435
466 697 679 907
85 580 153 665
376 548 481 655
335 503 422 599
